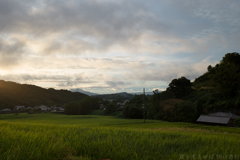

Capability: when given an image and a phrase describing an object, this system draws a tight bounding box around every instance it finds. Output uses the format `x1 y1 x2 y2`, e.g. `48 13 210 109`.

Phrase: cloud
0 0 239 93
0 37 27 68
106 80 132 88
0 0 171 55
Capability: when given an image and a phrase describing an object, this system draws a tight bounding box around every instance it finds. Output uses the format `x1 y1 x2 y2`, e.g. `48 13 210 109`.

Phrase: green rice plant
0 113 240 160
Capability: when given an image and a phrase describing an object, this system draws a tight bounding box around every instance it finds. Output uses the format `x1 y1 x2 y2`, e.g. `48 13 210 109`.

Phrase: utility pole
143 88 145 123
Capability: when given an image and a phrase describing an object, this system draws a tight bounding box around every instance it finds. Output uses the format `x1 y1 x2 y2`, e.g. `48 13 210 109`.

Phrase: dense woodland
1 52 240 123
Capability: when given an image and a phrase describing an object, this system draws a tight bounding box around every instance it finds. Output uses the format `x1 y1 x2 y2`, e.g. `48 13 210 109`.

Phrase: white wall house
14 106 25 111
38 105 49 111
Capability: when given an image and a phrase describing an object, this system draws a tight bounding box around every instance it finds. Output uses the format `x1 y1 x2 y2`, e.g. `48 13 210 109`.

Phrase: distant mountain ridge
128 91 156 95
70 88 98 96
90 91 158 101
0 80 87 110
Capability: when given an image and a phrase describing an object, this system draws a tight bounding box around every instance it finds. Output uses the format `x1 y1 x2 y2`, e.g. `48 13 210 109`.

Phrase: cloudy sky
0 0 239 94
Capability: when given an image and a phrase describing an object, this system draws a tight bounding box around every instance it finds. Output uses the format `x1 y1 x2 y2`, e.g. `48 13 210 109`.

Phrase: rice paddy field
0 113 240 160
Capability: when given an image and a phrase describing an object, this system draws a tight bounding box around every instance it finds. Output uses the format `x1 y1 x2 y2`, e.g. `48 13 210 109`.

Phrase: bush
64 101 81 115
234 118 240 127
105 103 118 115
174 101 196 122
122 104 143 119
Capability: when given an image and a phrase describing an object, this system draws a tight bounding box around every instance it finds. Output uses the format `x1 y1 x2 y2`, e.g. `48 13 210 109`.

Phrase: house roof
197 115 231 124
1 108 11 111
209 112 240 119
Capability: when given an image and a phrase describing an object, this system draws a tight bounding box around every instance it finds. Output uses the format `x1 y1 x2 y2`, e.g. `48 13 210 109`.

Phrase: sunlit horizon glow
0 0 239 94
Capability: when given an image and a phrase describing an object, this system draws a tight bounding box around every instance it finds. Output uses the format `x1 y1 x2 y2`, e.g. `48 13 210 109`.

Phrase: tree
123 104 143 119
64 101 81 115
64 96 99 115
174 101 196 122
221 52 240 66
80 96 99 112
211 52 240 98
207 65 213 72
122 94 148 119
167 77 193 98
234 117 240 127
128 106 143 119
105 103 118 114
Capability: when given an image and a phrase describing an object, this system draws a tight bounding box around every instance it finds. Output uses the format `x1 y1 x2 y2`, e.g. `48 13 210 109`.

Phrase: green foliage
127 94 149 105
193 54 240 93
147 90 175 119
174 101 196 122
122 94 148 119
193 72 215 89
221 52 240 65
28 110 34 114
89 110 105 115
207 65 213 72
64 96 99 115
123 104 143 119
80 96 99 114
105 103 118 114
64 101 81 115
196 99 205 116
128 106 143 119
167 77 193 98
211 62 240 97
234 117 240 127
1 113 240 160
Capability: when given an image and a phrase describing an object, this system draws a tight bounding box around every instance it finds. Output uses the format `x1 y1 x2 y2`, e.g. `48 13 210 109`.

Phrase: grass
0 113 240 160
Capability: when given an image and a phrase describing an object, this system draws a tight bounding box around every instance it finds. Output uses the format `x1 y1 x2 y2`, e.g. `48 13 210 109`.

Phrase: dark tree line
64 96 100 115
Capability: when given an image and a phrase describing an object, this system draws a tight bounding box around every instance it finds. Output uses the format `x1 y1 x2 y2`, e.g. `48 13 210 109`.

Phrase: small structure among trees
197 112 240 127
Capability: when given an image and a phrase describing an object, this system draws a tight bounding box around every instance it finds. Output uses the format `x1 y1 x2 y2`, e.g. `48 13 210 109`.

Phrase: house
0 108 11 113
117 100 129 108
57 107 65 112
196 112 240 127
100 104 105 110
209 112 240 120
26 107 33 110
38 105 49 112
14 106 25 111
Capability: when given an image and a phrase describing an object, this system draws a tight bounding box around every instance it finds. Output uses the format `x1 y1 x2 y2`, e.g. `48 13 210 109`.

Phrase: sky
0 0 240 94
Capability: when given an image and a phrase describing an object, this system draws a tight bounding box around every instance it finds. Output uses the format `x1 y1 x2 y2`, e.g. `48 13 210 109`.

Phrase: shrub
234 118 240 127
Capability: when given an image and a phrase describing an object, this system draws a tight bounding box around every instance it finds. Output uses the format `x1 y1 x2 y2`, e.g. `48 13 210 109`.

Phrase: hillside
92 92 135 101
147 52 240 122
0 80 87 110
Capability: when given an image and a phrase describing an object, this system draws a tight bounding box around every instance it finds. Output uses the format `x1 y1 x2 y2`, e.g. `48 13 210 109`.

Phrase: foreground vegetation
0 113 240 160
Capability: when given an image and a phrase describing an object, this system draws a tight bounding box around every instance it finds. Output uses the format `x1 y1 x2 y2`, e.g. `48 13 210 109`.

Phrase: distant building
209 112 240 119
58 107 65 112
51 110 57 112
0 108 11 113
100 104 105 110
117 100 129 108
14 106 25 111
51 107 64 112
38 105 49 112
196 112 240 127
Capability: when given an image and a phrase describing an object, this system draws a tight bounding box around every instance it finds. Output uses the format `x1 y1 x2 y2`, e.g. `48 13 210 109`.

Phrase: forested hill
146 52 240 122
0 80 87 110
